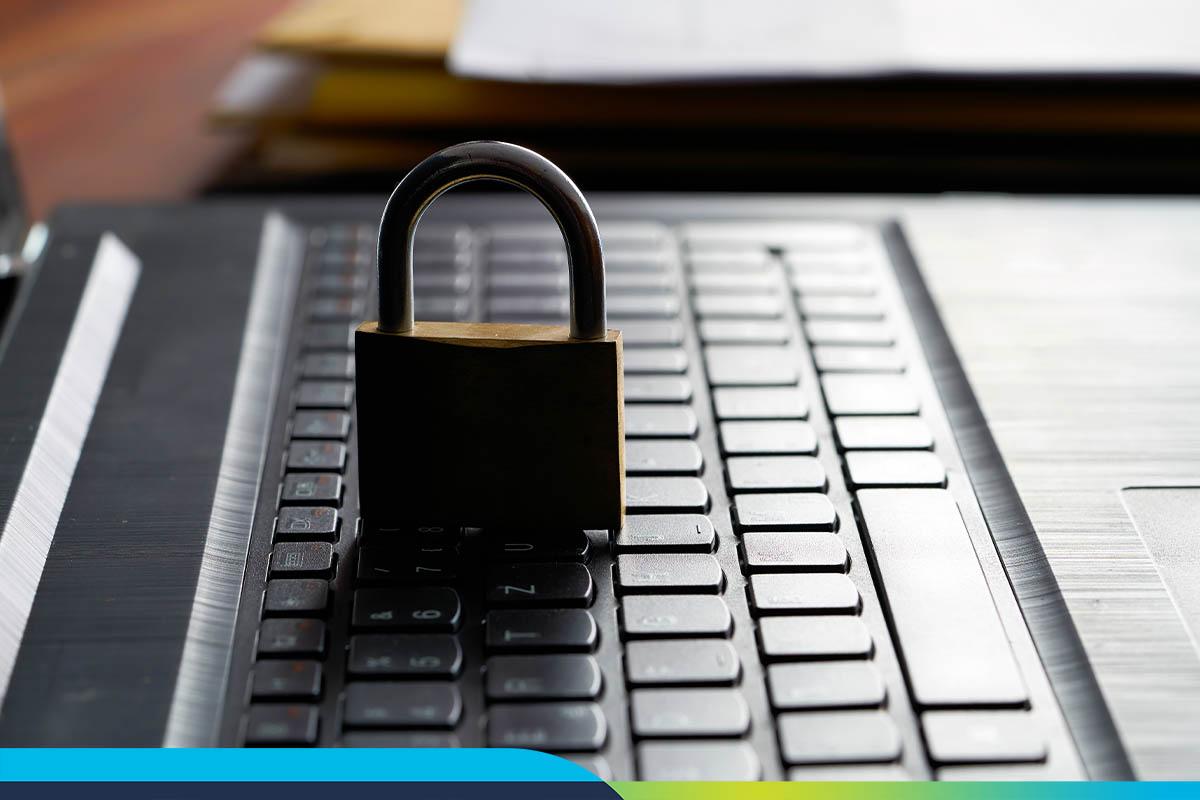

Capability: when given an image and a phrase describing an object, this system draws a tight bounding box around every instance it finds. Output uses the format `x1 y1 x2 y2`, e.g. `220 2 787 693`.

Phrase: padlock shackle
376 141 606 340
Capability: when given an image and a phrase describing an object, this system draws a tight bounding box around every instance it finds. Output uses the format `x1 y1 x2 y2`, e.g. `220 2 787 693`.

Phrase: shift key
856 489 1027 707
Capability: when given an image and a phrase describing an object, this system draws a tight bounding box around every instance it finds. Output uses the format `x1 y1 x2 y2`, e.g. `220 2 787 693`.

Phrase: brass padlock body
356 321 625 531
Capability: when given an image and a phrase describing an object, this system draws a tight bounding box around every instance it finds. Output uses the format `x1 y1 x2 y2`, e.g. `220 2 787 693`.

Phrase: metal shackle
376 141 607 340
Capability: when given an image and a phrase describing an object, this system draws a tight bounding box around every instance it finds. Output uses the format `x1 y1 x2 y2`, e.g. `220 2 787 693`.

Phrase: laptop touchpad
1122 487 1200 654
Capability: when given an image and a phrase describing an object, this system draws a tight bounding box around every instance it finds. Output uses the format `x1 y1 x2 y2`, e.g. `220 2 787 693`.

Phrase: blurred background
5 0 1200 220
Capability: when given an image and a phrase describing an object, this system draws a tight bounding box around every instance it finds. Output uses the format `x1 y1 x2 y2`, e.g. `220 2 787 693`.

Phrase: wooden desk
0 0 288 220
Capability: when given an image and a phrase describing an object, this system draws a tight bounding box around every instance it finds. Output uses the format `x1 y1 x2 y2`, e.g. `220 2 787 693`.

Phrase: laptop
0 177 1198 779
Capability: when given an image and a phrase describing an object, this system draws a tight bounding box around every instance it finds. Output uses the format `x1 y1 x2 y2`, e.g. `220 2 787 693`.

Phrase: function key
286 441 347 472
768 662 887 710
740 532 848 573
485 609 598 653
625 440 704 477
616 553 723 594
704 346 798 386
281 473 343 506
821 374 919 416
485 655 603 701
777 711 902 765
263 579 329 616
352 587 462 632
623 376 693 403
625 477 710 514
620 595 732 639
630 688 749 737
487 702 607 750
720 421 817 456
845 451 947 488
624 406 699 439
614 514 716 553
637 741 761 781
269 542 335 578
625 640 740 686
252 660 323 700
747 573 861 615
485 562 595 608
244 705 319 746
732 494 838 532
300 353 355 380
712 387 808 420
257 618 326 658
726 456 826 492
275 507 339 541
757 616 873 661
343 682 462 729
834 416 933 450
348 634 463 678
813 345 906 374
296 381 354 410
292 411 351 440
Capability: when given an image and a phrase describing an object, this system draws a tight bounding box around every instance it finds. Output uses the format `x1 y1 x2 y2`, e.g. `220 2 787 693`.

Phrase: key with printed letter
485 563 595 607
485 609 598 653
343 683 462 728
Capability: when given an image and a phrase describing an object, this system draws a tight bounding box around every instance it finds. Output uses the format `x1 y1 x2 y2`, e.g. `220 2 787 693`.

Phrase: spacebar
857 489 1028 707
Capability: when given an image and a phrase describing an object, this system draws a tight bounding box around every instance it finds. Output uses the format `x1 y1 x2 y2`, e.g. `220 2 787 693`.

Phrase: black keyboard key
348 634 463 678
356 548 456 584
614 514 716 553
732 494 838 532
637 742 761 781
624 376 693 403
624 405 698 438
620 595 731 638
747 573 861 615
704 346 798 386
252 660 323 700
922 712 1047 764
623 348 689 375
483 530 590 562
835 416 933 450
281 473 342 505
813 345 906 374
821 374 918 415
726 456 826 492
257 618 326 658
301 353 355 379
270 542 334 577
263 579 329 616
244 705 319 745
767 662 887 710
275 507 339 541
740 532 848 573
352 587 461 631
485 655 603 700
626 441 704 476
625 640 740 686
845 451 947 488
296 380 354 409
343 682 462 729
616 553 723 594
342 731 461 748
487 703 607 750
626 477 709 513
286 441 347 472
292 411 351 440
485 563 594 607
856 490 1027 707
712 387 808 420
757 617 873 661
630 688 749 737
777 711 902 765
485 609 598 653
720 421 817 455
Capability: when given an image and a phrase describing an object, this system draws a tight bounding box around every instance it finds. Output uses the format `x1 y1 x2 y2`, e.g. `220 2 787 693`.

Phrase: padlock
355 141 625 531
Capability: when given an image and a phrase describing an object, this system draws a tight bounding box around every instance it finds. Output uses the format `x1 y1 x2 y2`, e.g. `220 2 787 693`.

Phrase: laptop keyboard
228 215 1071 779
